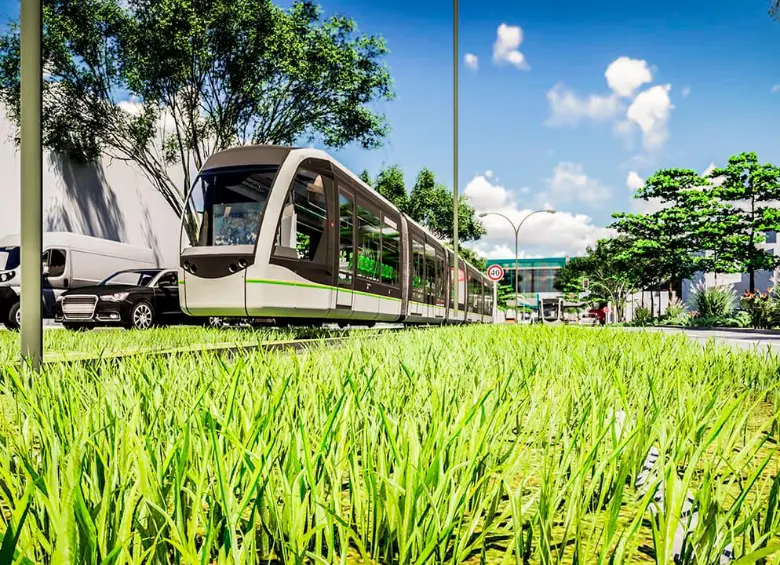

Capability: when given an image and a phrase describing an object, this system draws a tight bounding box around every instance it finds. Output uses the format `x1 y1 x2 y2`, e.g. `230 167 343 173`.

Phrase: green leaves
362 164 487 248
0 0 395 238
610 152 780 298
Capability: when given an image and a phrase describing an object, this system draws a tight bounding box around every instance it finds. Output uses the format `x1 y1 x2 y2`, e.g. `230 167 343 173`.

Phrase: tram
177 145 495 326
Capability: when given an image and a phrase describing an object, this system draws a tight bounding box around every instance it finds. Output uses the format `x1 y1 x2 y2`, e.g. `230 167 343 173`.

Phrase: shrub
689 283 737 319
633 306 652 326
665 298 686 319
740 290 775 329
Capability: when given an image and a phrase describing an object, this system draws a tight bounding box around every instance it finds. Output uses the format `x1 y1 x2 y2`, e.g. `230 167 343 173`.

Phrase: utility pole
20 0 43 370
452 0 459 322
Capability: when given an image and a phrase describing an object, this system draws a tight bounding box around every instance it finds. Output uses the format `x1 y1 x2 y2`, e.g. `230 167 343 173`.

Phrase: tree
709 152 780 292
406 168 485 243
0 0 394 242
456 247 486 271
611 168 750 297
555 236 642 322
553 255 588 296
374 164 408 211
359 169 373 187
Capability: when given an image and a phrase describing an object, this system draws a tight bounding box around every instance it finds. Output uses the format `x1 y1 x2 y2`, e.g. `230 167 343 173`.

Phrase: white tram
178 145 496 326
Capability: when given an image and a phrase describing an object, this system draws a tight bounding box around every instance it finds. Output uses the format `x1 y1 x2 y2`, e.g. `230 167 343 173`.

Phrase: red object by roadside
588 307 607 324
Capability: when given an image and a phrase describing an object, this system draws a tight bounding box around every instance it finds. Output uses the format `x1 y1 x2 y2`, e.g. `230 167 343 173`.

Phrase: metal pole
514 225 519 324
20 0 43 370
452 0 459 323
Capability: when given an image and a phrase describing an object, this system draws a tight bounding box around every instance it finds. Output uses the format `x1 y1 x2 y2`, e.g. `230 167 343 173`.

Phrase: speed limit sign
487 264 505 281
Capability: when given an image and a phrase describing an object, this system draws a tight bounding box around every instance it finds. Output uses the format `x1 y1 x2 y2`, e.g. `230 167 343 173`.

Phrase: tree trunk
650 291 654 318
749 269 756 293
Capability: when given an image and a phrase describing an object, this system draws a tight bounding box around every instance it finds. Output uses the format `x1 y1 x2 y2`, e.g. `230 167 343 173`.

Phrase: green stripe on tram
246 278 402 303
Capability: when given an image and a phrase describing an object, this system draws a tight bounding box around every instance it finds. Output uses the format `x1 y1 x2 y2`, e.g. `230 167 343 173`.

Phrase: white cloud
464 174 511 209
626 171 644 191
545 83 622 126
464 53 479 71
492 24 529 70
682 86 691 98
772 84 780 93
545 57 675 150
463 172 614 258
118 98 144 116
625 84 674 150
605 56 653 98
485 169 493 178
540 161 611 205
702 162 716 177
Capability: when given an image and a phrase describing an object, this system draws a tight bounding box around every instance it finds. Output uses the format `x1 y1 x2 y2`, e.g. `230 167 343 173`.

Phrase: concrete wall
0 109 183 268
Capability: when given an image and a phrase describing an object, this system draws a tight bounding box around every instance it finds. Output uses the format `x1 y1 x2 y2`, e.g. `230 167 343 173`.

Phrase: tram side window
448 255 455 309
338 191 354 284
273 167 331 264
469 271 480 313
466 271 473 313
411 237 425 303
356 204 381 282
380 215 400 287
425 243 437 305
435 251 446 306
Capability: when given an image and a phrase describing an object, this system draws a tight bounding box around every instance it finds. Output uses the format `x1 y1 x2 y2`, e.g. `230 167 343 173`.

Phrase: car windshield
99 270 160 287
0 246 20 271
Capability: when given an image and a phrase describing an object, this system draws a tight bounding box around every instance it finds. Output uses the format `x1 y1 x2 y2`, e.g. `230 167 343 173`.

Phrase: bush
740 291 776 329
665 298 687 319
689 283 737 319
633 306 652 326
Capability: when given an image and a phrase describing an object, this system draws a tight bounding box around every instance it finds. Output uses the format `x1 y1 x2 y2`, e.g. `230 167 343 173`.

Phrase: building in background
485 257 568 313
0 110 183 269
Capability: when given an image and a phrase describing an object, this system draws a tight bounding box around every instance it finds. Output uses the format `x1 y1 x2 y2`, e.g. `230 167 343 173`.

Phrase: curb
652 325 780 336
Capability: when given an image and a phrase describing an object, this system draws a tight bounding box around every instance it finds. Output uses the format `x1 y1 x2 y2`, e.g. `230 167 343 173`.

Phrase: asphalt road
622 326 780 354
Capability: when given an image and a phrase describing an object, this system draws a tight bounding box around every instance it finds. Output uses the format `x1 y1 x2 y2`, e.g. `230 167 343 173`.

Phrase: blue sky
1 0 778 259
312 0 780 259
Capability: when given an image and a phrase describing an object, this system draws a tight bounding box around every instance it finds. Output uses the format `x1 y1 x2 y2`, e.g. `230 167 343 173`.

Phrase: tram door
336 189 355 313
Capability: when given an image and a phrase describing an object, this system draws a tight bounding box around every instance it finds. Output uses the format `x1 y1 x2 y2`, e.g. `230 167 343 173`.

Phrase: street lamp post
479 209 556 323
20 0 43 369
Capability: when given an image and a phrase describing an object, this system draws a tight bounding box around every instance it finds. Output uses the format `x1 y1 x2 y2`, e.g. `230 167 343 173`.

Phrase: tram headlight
0 270 15 282
101 292 129 302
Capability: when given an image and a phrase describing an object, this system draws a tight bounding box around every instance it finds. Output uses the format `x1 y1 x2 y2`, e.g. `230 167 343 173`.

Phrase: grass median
1 325 779 563
0 325 367 364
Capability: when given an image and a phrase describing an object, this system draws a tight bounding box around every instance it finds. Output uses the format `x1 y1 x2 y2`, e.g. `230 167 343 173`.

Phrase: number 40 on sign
487 264 504 282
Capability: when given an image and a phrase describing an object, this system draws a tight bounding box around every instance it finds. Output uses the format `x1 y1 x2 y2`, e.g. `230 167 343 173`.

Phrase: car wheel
5 301 20 330
206 316 224 328
129 300 155 330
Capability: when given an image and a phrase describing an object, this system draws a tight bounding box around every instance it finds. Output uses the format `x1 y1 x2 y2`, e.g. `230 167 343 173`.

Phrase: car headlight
100 292 129 302
0 270 15 282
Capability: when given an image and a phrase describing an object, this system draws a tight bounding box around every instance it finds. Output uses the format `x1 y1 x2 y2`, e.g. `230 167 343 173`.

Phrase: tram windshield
185 165 279 247
0 246 20 271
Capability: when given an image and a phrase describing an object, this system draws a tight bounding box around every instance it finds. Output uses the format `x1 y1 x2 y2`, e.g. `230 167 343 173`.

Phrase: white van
0 232 158 329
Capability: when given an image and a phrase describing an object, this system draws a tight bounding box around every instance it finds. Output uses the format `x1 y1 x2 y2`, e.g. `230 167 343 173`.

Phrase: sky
301 0 780 260
1 0 779 260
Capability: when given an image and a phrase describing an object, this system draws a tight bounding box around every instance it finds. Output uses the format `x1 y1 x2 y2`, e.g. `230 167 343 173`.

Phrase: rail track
18 324 415 367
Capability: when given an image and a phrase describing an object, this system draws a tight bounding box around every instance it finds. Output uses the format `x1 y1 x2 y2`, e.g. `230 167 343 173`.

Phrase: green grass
0 325 356 364
1 325 780 564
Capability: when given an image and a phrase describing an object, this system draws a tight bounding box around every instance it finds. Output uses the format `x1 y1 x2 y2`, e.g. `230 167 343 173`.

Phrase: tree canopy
361 164 486 251
0 0 394 241
611 154 780 294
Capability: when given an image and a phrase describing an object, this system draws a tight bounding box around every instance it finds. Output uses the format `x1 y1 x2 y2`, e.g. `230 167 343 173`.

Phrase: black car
54 268 190 330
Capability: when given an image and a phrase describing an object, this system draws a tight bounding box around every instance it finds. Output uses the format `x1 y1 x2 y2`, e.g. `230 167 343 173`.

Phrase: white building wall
0 110 183 267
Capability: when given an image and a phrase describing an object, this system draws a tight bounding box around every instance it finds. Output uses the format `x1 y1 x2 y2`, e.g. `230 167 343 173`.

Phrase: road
622 326 780 354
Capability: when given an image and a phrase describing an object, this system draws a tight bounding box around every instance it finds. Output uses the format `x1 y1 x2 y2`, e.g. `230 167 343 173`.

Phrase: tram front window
187 165 279 247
